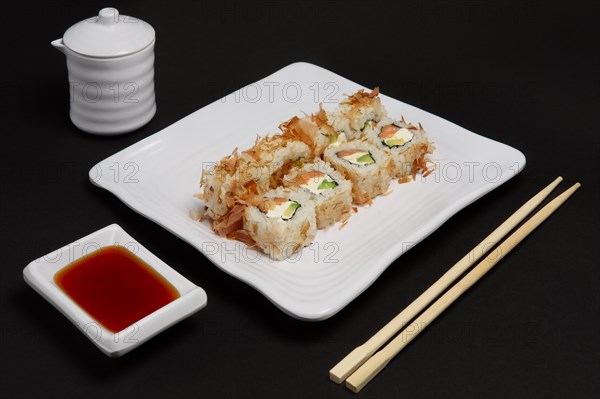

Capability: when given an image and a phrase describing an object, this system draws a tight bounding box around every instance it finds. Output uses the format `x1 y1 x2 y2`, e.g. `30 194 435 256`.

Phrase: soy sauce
54 245 180 333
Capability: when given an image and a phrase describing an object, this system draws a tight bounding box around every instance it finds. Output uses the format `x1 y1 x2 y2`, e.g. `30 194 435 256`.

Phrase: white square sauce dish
23 224 207 357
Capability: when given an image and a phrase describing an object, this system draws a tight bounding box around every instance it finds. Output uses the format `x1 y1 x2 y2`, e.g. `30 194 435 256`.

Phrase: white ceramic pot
52 8 156 135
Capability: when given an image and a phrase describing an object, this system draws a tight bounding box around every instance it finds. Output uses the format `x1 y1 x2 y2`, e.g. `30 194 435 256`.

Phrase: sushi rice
279 113 346 158
326 88 387 140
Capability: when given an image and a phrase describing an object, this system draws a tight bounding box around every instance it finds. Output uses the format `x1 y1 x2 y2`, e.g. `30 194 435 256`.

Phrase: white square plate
89 62 525 321
23 224 207 357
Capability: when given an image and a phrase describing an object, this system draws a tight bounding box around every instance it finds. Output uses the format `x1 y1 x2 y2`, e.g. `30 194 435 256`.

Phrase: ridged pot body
64 41 156 135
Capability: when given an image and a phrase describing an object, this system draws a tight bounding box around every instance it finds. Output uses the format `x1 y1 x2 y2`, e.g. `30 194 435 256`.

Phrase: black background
1 1 599 398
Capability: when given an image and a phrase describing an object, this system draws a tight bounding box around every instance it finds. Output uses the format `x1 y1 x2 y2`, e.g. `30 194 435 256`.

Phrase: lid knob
62 7 155 57
98 8 119 26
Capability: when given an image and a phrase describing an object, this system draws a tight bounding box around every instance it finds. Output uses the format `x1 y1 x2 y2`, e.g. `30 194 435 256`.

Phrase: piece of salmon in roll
244 187 317 261
326 87 387 141
324 140 392 205
364 117 434 179
283 159 352 229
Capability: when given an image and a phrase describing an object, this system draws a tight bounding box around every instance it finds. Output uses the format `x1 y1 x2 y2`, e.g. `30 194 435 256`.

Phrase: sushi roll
364 117 433 179
201 149 252 221
283 160 352 229
279 111 345 158
324 140 393 205
244 187 317 260
241 135 312 189
201 136 311 221
326 88 387 141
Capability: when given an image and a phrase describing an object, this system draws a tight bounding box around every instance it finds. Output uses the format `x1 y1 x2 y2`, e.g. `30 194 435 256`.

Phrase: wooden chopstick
345 182 581 393
329 177 564 384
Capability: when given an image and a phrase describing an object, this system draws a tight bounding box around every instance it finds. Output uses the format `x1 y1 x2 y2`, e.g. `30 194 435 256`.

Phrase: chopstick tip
329 371 344 384
345 380 361 394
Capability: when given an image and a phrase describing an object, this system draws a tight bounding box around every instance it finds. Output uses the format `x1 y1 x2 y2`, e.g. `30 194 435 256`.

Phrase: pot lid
62 8 155 58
